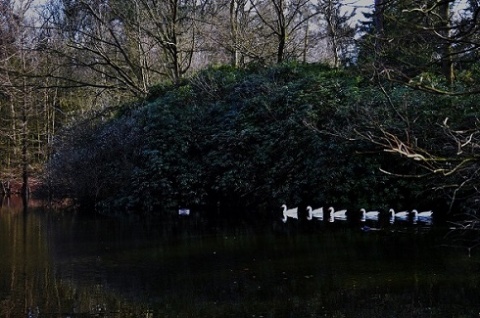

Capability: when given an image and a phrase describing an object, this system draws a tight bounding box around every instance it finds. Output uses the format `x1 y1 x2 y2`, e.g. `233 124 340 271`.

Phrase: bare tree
316 0 356 67
41 0 204 92
0 0 54 198
250 0 319 63
356 115 480 214
41 0 152 98
130 0 200 83
229 0 250 66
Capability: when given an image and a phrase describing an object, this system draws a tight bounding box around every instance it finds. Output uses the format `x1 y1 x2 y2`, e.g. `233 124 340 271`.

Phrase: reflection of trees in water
1 203 480 317
444 216 480 257
0 195 24 211
0 196 45 211
0 206 52 317
0 205 149 317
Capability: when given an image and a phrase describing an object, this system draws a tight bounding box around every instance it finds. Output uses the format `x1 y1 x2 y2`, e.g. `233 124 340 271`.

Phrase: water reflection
0 199 479 317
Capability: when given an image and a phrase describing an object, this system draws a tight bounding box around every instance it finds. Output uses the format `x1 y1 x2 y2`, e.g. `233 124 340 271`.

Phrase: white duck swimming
281 204 298 223
388 208 395 224
306 206 324 221
360 208 380 222
411 209 433 224
390 208 410 221
328 207 348 221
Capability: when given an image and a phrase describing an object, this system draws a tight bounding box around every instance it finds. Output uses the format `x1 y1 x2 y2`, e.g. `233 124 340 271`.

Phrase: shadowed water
0 199 479 317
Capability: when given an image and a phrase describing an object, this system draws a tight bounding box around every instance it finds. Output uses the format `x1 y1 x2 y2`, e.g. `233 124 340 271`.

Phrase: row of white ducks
365 208 433 224
282 205 433 224
282 205 347 223
305 206 347 222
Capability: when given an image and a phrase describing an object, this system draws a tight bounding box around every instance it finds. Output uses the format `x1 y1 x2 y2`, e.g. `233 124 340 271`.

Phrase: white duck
390 208 410 221
388 208 395 224
360 208 380 222
411 209 433 224
281 204 298 223
328 207 348 221
306 206 324 221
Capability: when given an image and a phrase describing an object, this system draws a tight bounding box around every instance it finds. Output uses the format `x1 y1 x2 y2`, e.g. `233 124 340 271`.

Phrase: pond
1 197 480 317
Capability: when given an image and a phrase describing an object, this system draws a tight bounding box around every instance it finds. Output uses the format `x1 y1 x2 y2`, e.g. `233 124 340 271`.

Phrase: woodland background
1 0 479 219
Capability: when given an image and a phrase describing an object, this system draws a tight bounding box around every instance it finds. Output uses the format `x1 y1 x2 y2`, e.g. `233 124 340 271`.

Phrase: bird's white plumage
306 206 324 221
412 209 433 224
281 204 298 223
390 208 409 221
360 208 380 222
329 207 348 221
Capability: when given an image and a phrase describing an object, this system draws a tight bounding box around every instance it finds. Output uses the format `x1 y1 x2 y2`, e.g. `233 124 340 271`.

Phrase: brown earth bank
0 176 75 210
0 177 42 195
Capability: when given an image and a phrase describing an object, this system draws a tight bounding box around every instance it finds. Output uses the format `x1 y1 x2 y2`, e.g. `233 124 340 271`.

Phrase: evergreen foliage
46 63 465 219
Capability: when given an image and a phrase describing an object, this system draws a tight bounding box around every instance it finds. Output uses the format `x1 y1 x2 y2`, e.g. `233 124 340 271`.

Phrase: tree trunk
302 20 309 63
276 0 286 63
439 0 454 86
325 0 339 68
373 0 385 66
21 93 28 201
277 29 286 63
230 0 240 67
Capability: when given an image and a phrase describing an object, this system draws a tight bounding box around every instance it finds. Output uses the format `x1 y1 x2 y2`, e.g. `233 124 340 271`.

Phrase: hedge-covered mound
45 63 462 219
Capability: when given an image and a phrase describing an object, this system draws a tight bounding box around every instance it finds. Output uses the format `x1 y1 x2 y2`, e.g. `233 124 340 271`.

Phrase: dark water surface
1 199 480 317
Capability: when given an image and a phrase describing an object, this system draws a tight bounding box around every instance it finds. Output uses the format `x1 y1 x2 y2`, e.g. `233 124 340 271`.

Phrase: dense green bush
45 63 472 219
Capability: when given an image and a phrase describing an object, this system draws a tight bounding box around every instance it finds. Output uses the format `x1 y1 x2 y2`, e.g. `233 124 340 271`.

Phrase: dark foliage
44 63 469 219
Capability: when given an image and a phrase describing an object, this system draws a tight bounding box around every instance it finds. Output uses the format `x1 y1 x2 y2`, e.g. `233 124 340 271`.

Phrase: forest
0 0 479 221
